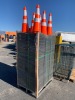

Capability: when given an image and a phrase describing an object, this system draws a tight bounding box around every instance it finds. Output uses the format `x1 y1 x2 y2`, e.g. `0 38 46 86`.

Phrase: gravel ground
0 42 75 100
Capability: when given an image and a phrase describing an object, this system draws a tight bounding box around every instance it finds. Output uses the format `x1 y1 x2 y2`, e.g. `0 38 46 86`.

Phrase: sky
0 0 75 32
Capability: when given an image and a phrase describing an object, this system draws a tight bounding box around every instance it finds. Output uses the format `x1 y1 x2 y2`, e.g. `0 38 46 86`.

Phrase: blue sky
0 0 75 32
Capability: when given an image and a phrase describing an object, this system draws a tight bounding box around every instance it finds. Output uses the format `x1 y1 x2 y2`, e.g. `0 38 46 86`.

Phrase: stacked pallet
54 44 75 80
17 32 55 98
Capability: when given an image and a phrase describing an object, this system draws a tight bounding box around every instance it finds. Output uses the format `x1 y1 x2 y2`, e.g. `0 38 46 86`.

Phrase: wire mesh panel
38 35 55 91
54 43 75 79
17 33 36 92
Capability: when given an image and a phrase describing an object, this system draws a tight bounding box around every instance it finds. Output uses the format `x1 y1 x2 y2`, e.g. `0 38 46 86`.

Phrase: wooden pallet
17 78 53 98
69 69 75 82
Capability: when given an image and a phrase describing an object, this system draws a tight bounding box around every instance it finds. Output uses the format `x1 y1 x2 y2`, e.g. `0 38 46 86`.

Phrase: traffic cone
41 11 47 35
31 12 35 33
47 13 52 35
33 4 41 33
22 6 28 33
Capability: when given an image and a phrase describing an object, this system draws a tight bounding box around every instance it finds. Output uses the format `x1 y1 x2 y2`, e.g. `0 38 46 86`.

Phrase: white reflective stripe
43 14 46 19
40 17 41 21
49 16 52 21
32 23 34 26
37 8 40 14
24 10 27 16
35 18 40 22
33 15 35 20
23 19 27 23
41 22 47 26
48 24 52 27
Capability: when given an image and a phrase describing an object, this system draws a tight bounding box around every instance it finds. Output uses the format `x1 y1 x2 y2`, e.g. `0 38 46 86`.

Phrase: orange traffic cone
33 4 41 33
22 6 28 33
47 13 52 35
31 13 35 33
41 11 47 35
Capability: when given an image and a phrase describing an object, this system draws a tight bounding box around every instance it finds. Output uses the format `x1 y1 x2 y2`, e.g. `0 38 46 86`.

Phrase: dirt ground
0 42 75 100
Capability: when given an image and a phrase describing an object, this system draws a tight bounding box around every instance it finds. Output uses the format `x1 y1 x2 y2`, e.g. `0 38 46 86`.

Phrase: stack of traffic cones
22 6 29 33
41 11 47 35
21 4 53 35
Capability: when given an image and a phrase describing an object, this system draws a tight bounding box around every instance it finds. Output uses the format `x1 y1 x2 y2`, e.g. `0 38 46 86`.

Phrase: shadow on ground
0 62 35 98
0 43 17 87
0 62 17 87
3 43 16 52
3 43 16 60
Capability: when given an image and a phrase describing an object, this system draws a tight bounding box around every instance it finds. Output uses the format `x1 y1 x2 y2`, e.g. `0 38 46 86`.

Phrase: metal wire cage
54 43 75 79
